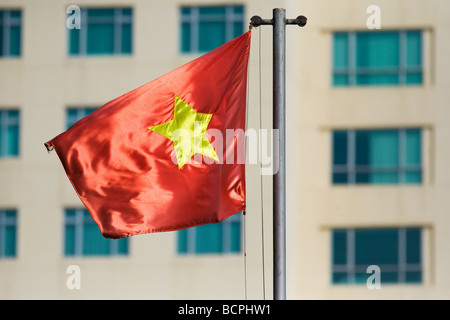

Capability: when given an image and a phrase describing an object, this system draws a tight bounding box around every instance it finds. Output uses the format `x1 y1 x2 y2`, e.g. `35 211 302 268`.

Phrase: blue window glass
0 10 21 57
64 208 128 257
333 30 422 86
332 128 422 185
195 223 223 253
332 227 422 284
332 230 347 265
406 32 422 84
180 5 244 53
69 28 80 55
332 33 349 85
0 209 17 258
406 228 421 264
0 110 20 157
404 129 422 182
177 213 242 254
66 107 98 129
355 229 398 265
198 21 226 52
68 8 132 56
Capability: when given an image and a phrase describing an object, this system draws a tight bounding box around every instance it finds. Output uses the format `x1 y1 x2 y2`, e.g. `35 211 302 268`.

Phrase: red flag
45 32 251 239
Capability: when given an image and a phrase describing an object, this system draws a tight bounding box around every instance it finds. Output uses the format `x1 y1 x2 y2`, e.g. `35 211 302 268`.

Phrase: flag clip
44 141 54 152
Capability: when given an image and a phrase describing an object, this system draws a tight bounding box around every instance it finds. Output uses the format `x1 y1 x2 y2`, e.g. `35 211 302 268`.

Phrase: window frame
0 209 17 258
66 107 98 129
332 227 423 284
64 208 128 257
0 9 21 57
68 7 133 56
180 5 244 54
332 30 423 86
0 109 20 157
332 128 422 185
177 213 242 255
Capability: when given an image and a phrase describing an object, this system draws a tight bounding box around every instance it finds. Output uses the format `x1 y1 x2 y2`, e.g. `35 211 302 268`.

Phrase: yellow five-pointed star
148 94 219 169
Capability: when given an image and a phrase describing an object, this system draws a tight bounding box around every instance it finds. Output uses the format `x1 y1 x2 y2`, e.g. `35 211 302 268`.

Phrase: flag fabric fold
45 31 251 239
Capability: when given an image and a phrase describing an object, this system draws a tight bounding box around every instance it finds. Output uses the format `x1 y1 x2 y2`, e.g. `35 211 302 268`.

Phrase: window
177 213 242 254
64 208 128 256
68 8 132 56
332 227 422 284
332 128 422 184
66 107 97 129
333 30 422 86
0 10 21 57
180 5 244 53
0 109 20 157
0 209 17 258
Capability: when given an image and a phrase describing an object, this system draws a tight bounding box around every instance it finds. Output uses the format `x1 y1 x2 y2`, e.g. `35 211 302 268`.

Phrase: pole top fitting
295 15 307 27
250 14 307 28
250 15 272 27
250 15 263 27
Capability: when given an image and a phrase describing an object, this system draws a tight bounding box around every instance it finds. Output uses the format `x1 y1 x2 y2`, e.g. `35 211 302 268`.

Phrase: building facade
0 0 449 299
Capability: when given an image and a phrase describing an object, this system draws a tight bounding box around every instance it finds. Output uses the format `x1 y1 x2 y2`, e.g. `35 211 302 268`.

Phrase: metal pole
250 10 306 301
272 7 286 301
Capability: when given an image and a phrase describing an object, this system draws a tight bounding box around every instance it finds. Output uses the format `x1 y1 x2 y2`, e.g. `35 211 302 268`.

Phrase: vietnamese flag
45 31 251 239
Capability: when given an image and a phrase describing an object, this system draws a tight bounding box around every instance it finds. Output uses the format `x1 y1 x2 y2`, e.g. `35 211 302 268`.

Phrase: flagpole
250 8 306 300
272 8 287 301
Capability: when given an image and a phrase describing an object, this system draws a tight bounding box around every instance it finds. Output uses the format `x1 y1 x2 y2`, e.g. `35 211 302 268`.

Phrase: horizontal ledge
319 25 434 33
318 222 434 231
318 123 434 131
